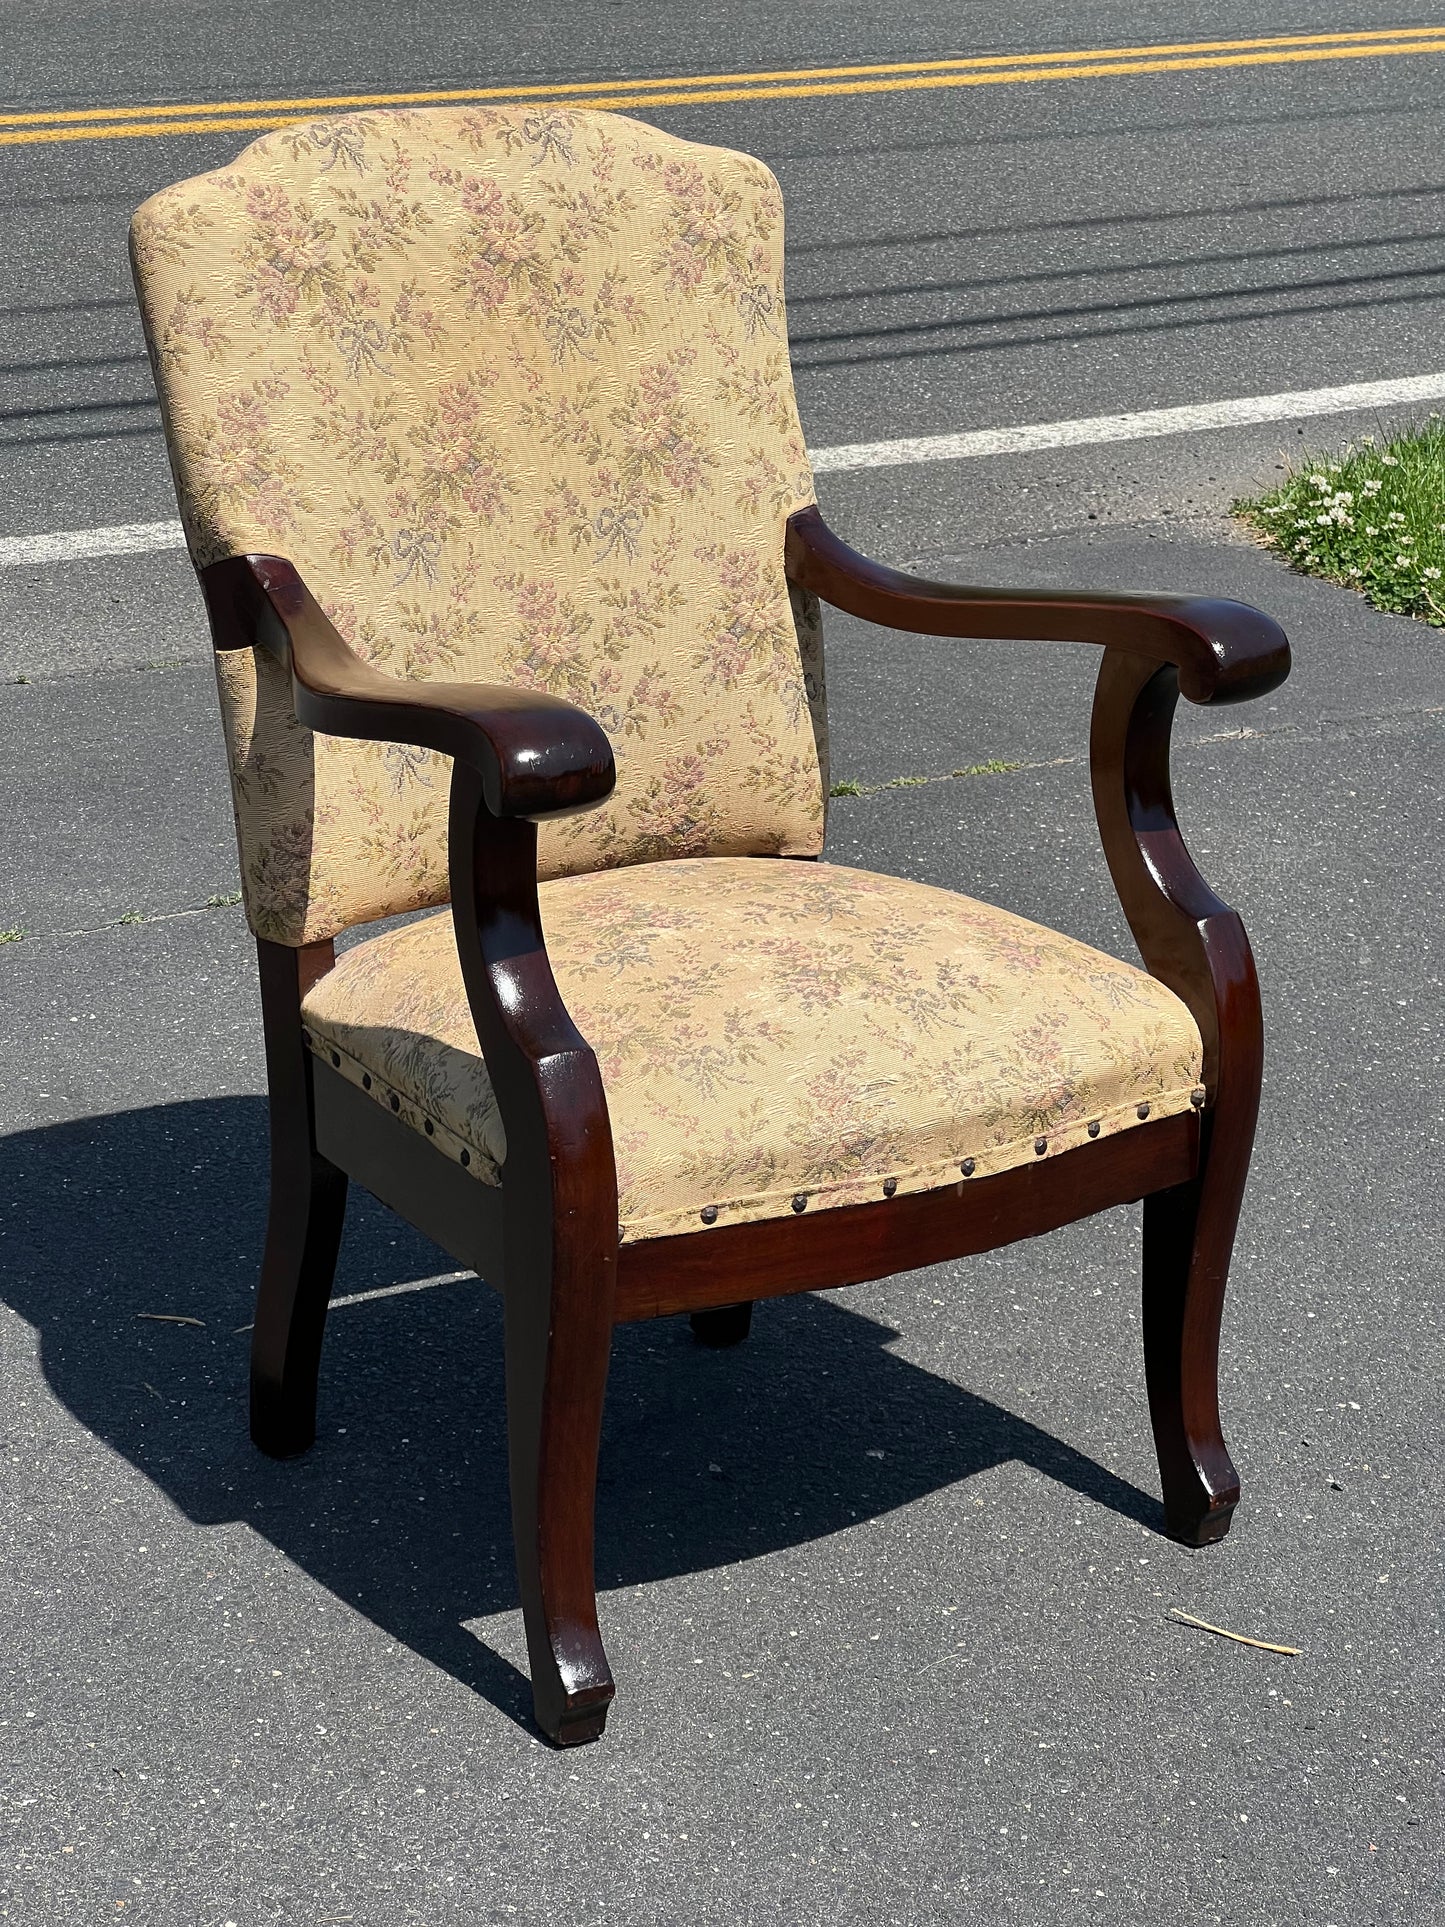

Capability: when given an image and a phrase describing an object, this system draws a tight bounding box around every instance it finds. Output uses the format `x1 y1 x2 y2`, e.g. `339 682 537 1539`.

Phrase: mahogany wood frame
199 508 1289 1746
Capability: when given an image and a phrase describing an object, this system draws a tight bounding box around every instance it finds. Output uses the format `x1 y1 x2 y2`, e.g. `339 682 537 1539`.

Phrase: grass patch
830 758 1021 799
1235 416 1445 627
205 890 243 908
0 926 23 944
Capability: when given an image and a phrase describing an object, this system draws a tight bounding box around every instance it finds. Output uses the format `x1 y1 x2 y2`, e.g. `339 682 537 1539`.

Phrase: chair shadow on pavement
1 1097 1164 1733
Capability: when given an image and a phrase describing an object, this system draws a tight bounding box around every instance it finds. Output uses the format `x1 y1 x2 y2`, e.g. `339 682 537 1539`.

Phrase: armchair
132 104 1289 1746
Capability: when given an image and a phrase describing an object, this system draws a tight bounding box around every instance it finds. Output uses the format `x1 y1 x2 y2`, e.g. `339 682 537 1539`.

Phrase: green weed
1235 416 1445 627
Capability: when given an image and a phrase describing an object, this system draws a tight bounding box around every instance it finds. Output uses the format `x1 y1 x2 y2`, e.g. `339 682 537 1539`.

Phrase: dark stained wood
199 554 617 821
784 505 1291 705
1090 649 1265 1545
619 1113 1198 1320
311 1060 505 1283
205 507 1287 1743
448 768 620 1747
250 938 349 1459
690 1302 754 1347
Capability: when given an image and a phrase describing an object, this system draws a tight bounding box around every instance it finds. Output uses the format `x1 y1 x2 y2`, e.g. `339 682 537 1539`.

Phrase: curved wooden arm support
448 766 620 1744
1090 648 1265 1545
785 503 1283 1546
785 505 1290 705
199 553 616 820
1089 651 1263 1093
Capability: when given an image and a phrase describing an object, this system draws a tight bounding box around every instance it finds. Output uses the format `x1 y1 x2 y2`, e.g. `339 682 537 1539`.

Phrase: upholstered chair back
131 107 827 946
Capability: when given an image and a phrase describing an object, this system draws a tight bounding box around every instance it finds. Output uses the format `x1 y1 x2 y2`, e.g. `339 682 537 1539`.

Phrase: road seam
6 709 1441 943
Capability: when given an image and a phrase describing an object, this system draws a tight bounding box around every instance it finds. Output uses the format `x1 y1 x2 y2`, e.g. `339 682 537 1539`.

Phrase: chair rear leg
504 1275 616 1746
1142 1159 1242 1547
691 1300 754 1347
250 937 348 1459
251 1140 348 1458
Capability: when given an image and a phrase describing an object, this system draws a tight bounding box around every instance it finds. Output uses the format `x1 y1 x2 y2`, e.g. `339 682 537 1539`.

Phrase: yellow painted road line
3 25 1445 129
4 27 1445 146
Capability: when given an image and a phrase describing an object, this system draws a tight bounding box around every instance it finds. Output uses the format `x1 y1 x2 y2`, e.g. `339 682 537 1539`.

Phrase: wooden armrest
785 506 1290 705
199 553 616 821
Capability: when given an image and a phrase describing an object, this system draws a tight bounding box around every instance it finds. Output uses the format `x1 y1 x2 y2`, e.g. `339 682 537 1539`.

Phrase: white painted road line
329 1270 477 1310
0 517 183 567
3 370 1444 565
809 370 1445 473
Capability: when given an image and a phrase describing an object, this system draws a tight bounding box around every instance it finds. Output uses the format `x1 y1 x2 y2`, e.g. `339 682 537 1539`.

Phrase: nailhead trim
460 1148 471 1167
882 1177 898 1198
389 1092 401 1112
1136 1101 1151 1120
361 1072 372 1090
1087 1120 1101 1138
329 1050 340 1068
1034 1136 1047 1156
700 1205 719 1225
960 1158 975 1177
424 1118 434 1136
791 1193 808 1213
1190 1086 1207 1108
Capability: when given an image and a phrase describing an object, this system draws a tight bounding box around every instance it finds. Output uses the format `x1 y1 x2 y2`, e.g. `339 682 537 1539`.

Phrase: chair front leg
1091 650 1265 1546
251 938 349 1459
504 1199 617 1744
450 779 619 1743
1142 1163 1243 1544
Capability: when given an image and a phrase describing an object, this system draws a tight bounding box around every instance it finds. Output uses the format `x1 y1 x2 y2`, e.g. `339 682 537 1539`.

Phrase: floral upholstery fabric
300 858 1206 1244
131 108 826 945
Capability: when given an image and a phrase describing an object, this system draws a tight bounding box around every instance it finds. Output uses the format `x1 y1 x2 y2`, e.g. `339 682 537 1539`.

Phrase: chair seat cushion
301 857 1204 1243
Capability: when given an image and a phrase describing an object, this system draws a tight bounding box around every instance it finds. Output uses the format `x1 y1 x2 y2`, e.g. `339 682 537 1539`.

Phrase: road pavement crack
827 701 1445 801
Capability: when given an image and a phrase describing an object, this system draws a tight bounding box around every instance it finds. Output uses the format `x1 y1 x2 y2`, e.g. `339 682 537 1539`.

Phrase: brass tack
1190 1086 1206 1108
329 1050 340 1068
460 1148 471 1167
1034 1136 1047 1156
960 1158 975 1177
424 1118 434 1136
700 1205 718 1225
1087 1120 1101 1139
362 1073 372 1090
882 1177 898 1198
791 1193 808 1214
389 1092 401 1112
1136 1101 1151 1120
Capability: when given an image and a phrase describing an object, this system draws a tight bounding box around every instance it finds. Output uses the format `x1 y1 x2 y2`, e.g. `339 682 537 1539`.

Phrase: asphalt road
2 9 1443 1926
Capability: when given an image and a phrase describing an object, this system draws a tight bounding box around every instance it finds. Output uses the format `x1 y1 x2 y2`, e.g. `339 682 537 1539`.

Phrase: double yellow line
5 24 1445 148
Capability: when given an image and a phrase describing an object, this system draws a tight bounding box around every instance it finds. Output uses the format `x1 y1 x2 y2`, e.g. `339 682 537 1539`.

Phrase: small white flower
1363 478 1383 495
1309 473 1331 489
1425 566 1442 580
1381 453 1400 466
1395 554 1413 567
1365 525 1379 535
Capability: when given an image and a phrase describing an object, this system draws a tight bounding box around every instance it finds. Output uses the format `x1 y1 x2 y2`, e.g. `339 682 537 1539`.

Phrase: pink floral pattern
300 859 1206 1242
132 108 825 944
